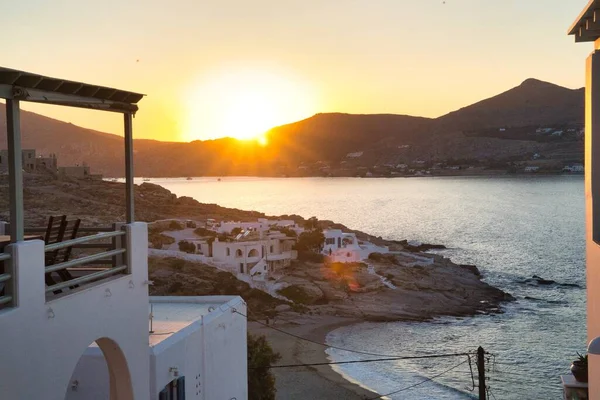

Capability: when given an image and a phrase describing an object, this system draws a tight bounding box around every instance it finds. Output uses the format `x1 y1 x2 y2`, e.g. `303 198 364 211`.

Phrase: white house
0 68 248 400
322 229 389 263
66 296 247 400
214 218 304 236
210 230 297 279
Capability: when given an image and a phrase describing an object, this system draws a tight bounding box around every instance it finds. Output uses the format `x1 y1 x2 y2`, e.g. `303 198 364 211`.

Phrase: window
226 247 230 256
269 245 274 253
235 249 243 258
248 249 259 257
159 376 185 400
325 238 335 245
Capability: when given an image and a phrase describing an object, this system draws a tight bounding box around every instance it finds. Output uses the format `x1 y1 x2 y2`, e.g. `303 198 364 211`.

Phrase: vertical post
124 113 134 224
587 43 600 400
477 346 487 400
6 100 23 243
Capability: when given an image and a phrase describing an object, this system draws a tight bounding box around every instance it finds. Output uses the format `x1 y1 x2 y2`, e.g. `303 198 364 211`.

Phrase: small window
226 248 230 256
236 249 243 258
269 245 274 253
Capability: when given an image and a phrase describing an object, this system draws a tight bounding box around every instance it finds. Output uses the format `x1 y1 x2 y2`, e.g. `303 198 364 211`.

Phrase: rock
459 264 481 277
275 304 292 312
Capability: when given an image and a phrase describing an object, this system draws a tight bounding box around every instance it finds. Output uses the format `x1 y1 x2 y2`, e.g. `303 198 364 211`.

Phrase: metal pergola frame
0 67 144 243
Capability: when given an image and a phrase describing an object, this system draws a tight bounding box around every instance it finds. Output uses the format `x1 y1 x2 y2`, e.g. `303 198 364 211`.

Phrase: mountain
0 78 585 176
437 78 584 131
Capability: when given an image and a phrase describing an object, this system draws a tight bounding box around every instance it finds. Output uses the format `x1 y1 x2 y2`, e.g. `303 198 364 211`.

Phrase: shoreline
108 171 584 179
248 315 380 399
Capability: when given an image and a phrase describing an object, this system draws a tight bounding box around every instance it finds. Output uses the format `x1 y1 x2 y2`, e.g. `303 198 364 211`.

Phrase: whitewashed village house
213 217 305 236
0 68 247 400
322 229 389 263
195 229 297 279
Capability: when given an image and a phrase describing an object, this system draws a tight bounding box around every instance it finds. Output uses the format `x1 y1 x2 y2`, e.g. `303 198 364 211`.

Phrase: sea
145 175 585 399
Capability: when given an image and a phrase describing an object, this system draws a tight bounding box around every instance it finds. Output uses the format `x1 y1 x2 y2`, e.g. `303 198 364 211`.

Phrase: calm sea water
147 175 586 399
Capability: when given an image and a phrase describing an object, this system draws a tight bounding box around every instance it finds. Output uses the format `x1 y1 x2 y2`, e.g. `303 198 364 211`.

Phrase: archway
235 249 243 258
65 337 133 400
248 248 259 257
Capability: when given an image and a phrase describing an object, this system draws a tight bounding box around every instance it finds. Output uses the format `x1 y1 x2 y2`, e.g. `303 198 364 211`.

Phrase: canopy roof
569 0 600 43
0 66 144 113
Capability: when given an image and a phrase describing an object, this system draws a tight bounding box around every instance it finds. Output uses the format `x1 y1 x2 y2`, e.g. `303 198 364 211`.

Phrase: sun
184 67 315 142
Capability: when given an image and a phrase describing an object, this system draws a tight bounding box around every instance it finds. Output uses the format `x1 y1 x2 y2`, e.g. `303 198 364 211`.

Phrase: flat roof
569 0 600 42
148 296 243 347
0 66 144 113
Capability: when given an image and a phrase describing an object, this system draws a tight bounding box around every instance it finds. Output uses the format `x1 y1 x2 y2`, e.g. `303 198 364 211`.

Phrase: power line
236 309 472 360
367 358 470 400
250 356 418 370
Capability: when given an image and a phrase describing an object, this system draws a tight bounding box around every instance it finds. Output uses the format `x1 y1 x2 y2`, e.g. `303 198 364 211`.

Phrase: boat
217 178 221 182
142 178 150 182
186 177 193 180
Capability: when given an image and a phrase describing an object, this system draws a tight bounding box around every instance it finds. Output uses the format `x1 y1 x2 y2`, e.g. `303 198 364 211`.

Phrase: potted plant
571 352 588 383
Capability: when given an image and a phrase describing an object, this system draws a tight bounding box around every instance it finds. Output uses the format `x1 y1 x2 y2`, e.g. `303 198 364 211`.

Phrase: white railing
44 230 128 295
0 252 13 307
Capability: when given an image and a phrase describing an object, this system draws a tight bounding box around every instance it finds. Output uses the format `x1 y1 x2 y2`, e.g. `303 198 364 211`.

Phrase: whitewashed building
214 218 304 236
322 229 389 263
211 231 297 278
0 68 248 400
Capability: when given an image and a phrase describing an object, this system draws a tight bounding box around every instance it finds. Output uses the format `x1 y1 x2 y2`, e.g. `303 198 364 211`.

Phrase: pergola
0 67 144 242
569 0 600 43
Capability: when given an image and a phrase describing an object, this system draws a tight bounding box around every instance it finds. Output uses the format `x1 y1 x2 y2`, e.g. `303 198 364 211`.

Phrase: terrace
0 67 247 400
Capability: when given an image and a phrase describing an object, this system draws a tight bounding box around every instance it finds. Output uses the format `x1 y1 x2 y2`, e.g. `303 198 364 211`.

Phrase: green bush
297 251 325 263
194 227 217 237
277 285 312 304
178 240 196 254
248 333 281 400
168 220 184 231
171 259 186 271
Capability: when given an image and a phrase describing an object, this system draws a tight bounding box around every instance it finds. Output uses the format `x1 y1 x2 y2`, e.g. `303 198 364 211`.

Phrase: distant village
286 124 585 178
0 149 102 180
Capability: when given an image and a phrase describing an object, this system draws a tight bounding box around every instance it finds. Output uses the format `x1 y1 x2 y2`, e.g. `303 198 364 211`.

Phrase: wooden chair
54 218 81 285
44 215 67 287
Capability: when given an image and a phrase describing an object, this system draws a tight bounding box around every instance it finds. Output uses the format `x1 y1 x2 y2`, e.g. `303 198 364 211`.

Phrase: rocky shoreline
1 173 516 398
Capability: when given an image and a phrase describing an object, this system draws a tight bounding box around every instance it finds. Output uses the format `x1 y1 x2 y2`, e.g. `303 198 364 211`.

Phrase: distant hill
437 78 584 131
0 78 585 176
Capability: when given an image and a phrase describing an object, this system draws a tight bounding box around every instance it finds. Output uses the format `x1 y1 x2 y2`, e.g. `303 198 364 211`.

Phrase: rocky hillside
148 252 513 322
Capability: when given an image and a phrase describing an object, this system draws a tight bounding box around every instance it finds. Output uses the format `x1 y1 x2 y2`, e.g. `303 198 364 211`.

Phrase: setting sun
184 67 316 142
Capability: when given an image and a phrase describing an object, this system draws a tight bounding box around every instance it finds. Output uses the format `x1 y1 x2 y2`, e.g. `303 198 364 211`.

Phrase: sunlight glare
185 67 316 142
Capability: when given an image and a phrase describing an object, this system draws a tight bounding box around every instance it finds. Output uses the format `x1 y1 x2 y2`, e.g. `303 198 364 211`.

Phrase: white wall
66 297 248 400
0 223 150 400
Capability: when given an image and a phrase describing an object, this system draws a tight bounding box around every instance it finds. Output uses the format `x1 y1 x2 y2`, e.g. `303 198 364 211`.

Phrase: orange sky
1 0 593 142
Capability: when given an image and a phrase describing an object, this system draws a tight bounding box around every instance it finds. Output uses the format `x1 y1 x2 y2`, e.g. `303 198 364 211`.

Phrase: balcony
267 250 298 261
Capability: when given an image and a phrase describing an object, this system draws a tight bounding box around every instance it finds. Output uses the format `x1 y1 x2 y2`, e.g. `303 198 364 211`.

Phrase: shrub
168 220 184 231
178 240 196 254
247 333 281 400
295 230 325 253
277 285 312 304
194 227 217 237
297 251 325 263
171 259 186 271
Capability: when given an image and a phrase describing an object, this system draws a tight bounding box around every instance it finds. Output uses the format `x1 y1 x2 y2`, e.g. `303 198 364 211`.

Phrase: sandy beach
249 314 380 399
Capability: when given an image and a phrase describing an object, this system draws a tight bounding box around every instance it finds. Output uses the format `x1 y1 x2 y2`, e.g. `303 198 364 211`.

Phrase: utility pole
477 346 487 400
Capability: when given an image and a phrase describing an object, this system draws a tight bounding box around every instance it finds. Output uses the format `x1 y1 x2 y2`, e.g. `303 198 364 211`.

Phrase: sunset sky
1 0 593 142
